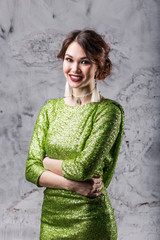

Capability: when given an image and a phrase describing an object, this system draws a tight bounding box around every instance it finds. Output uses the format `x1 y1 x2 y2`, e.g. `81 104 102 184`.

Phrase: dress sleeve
61 102 123 182
25 103 49 187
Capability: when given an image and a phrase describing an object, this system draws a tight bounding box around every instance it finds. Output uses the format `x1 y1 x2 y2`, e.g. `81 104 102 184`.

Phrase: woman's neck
72 85 93 96
71 86 94 105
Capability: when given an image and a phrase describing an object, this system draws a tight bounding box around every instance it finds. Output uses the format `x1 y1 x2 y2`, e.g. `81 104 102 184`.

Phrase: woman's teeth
71 76 81 79
69 75 82 81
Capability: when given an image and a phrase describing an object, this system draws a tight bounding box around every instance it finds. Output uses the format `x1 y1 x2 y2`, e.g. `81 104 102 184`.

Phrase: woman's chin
68 81 83 88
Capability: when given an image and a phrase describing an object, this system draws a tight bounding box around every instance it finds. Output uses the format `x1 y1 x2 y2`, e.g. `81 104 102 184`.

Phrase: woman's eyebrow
65 54 73 58
65 54 88 60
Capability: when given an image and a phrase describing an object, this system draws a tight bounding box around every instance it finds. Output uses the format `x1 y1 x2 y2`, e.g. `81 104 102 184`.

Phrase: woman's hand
68 175 103 198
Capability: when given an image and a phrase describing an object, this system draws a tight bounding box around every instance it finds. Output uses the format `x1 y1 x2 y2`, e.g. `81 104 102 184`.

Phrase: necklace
72 88 95 104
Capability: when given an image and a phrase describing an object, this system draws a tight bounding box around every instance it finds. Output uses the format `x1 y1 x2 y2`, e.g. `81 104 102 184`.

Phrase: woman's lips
69 74 83 82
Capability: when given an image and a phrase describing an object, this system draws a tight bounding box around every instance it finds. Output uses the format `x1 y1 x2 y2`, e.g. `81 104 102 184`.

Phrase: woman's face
63 41 97 90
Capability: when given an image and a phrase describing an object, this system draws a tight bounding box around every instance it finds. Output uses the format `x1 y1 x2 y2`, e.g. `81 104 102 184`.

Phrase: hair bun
105 58 110 65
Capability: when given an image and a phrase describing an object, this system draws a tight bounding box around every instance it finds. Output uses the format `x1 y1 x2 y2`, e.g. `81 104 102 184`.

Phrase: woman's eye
81 60 90 65
65 58 72 62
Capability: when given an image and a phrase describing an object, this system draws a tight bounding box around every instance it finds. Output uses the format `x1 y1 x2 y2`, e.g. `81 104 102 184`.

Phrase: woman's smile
69 74 83 82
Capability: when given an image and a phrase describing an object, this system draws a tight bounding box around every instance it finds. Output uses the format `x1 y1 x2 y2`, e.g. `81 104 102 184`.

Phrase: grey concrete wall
0 0 160 239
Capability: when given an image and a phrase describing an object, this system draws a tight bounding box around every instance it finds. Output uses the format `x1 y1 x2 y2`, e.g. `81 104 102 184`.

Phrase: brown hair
57 29 112 80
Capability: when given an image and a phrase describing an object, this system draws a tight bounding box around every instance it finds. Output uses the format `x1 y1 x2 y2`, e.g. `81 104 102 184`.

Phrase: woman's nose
72 62 81 73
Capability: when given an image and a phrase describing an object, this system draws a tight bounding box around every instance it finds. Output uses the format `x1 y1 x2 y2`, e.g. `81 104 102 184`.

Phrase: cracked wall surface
0 0 160 239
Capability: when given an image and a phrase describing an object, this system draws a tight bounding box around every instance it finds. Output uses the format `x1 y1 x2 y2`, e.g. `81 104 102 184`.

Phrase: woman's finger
91 191 103 198
92 177 102 185
93 175 101 178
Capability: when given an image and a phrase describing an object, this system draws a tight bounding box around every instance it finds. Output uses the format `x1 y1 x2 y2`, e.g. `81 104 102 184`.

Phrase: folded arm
42 103 122 182
25 103 59 187
25 102 105 197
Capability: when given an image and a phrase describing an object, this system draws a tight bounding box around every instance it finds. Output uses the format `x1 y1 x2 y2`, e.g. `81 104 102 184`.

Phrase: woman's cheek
83 66 91 75
63 62 70 73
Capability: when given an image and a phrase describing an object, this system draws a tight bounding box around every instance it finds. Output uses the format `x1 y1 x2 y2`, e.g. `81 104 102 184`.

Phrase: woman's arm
42 157 103 180
43 157 63 176
38 170 71 189
25 104 49 186
61 103 123 182
38 169 103 198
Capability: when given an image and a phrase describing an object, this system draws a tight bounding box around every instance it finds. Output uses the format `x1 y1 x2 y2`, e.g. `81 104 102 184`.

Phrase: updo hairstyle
57 29 112 80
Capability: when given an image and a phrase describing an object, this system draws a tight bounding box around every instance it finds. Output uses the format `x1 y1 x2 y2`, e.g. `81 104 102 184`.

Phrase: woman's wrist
65 178 79 192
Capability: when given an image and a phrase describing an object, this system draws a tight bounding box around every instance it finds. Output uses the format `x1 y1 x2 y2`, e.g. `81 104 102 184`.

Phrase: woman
25 29 125 240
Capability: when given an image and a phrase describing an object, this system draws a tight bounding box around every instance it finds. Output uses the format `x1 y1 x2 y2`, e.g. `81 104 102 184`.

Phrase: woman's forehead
65 41 87 57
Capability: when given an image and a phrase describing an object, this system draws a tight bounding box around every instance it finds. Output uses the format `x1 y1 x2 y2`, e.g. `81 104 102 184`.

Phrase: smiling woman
63 41 97 95
25 29 125 240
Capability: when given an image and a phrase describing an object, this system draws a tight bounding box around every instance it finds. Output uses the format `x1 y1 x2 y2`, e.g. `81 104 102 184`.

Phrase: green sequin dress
25 97 125 240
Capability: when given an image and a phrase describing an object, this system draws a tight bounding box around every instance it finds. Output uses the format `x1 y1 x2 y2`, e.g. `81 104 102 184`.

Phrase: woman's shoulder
43 98 61 107
47 98 60 105
38 98 60 114
100 96 124 114
98 96 125 125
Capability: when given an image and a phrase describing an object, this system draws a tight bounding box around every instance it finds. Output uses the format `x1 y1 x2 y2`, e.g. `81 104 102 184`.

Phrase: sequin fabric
25 97 125 240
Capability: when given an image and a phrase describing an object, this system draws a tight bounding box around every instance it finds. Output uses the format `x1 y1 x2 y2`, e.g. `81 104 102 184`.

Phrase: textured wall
0 0 160 239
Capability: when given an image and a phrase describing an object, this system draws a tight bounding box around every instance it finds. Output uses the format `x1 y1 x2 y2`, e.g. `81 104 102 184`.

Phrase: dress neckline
62 97 106 108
